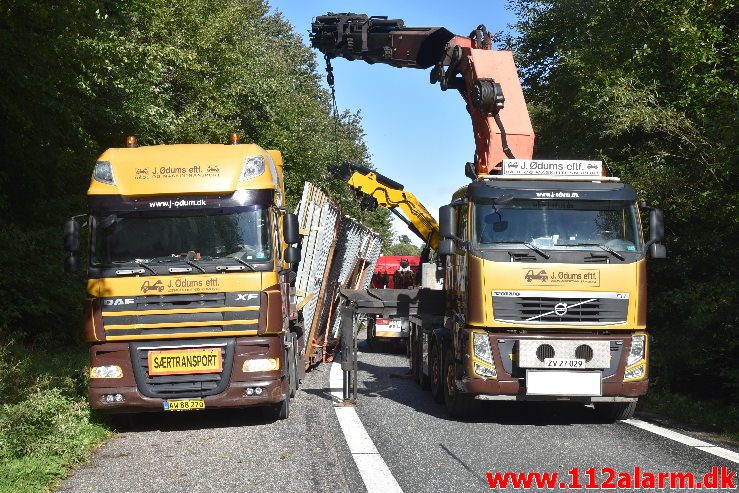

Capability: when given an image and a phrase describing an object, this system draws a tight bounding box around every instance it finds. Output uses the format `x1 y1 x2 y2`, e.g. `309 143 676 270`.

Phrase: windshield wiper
563 243 625 261
111 260 157 275
492 240 550 259
212 255 257 272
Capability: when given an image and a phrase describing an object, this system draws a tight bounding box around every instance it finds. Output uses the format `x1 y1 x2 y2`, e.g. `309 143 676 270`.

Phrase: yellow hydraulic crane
330 163 440 251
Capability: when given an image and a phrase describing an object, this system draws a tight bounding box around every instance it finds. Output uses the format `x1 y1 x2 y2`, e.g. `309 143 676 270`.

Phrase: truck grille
129 339 234 399
492 291 628 325
101 292 260 339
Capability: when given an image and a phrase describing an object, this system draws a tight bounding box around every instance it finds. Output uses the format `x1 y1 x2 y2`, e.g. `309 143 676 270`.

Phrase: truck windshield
473 200 642 252
91 206 272 265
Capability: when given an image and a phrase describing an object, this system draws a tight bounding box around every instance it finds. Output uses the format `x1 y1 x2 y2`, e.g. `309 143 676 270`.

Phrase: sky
268 1 518 245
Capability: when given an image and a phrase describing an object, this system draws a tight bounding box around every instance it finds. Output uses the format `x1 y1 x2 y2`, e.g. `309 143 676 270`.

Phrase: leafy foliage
0 0 389 342
385 234 422 256
506 0 738 402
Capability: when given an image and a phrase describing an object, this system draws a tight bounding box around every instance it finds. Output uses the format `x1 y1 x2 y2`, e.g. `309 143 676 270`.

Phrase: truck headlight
93 161 115 185
472 332 493 365
90 365 123 378
242 358 279 372
627 335 646 366
240 155 265 181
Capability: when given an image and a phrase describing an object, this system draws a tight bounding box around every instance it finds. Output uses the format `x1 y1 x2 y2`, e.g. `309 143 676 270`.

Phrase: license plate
148 348 222 376
526 370 602 396
544 358 584 368
377 319 402 332
163 399 205 411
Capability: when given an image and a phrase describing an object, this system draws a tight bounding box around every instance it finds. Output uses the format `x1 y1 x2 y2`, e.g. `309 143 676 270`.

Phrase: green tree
0 0 389 342
506 0 738 401
385 235 422 256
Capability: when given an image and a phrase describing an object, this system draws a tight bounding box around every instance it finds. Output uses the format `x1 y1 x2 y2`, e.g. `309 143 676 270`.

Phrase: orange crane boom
311 13 535 177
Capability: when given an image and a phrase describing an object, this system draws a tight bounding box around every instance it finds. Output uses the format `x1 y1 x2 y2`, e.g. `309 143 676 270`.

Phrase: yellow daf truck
410 160 666 420
63 135 303 419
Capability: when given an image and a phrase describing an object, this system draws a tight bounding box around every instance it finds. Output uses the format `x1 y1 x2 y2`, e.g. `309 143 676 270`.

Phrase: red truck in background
367 256 421 348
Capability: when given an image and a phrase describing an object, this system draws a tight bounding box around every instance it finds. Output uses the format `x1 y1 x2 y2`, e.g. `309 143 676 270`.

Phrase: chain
324 54 340 166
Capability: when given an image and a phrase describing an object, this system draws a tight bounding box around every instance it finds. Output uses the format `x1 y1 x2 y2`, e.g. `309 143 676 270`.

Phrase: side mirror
284 246 301 265
64 218 81 252
64 255 80 274
649 208 664 244
437 238 455 256
649 243 667 259
283 213 300 244
439 205 456 239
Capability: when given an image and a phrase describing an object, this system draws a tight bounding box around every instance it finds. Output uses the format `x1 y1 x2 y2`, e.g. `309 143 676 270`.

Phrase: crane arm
311 13 535 177
330 164 440 250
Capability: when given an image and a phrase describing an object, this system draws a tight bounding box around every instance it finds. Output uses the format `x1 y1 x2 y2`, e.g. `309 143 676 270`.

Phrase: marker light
242 358 279 372
125 135 138 148
240 155 265 181
229 133 241 145
93 161 115 185
90 365 123 378
624 364 645 381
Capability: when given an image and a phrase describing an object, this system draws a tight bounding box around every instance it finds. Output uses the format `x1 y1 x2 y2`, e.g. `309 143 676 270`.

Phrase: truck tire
444 347 479 419
430 342 445 403
594 400 637 422
264 396 290 420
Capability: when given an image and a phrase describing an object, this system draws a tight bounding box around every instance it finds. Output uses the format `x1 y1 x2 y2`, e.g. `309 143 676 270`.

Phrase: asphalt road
57 364 366 493
354 339 738 492
58 335 737 493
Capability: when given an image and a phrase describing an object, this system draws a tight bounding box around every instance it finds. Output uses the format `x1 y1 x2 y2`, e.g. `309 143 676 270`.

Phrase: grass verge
640 388 739 443
0 340 111 493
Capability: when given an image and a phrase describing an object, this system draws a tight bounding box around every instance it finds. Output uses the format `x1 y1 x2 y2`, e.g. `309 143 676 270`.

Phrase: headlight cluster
472 332 497 379
240 155 265 181
93 161 115 185
624 335 647 381
242 358 279 372
90 365 123 379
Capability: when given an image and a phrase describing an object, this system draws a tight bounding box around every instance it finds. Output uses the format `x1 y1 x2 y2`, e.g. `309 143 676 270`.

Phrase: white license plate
377 319 402 331
544 358 584 368
526 370 602 396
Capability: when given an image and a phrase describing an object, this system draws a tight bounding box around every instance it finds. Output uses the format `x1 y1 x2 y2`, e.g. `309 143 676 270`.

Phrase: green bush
0 342 109 493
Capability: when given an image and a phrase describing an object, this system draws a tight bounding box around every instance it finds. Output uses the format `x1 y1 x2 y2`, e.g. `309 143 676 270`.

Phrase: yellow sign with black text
523 268 600 287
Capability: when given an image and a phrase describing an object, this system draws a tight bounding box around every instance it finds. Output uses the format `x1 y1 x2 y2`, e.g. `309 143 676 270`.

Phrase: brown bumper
88 336 287 413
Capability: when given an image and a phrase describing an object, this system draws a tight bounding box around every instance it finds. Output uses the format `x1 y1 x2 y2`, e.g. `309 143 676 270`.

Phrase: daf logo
554 302 568 316
236 293 259 301
103 298 135 306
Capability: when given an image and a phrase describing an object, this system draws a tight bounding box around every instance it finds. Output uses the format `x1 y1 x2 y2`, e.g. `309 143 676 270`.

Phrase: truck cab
63 136 302 419
416 160 666 419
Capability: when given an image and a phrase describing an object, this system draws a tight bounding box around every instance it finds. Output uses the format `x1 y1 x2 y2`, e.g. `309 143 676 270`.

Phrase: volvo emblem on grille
554 302 569 316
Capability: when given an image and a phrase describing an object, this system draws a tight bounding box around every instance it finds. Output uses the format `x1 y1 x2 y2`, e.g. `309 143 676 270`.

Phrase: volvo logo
554 302 569 316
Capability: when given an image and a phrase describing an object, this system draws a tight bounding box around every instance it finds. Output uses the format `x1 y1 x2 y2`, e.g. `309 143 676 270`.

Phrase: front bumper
460 330 648 401
88 336 286 413
89 377 286 413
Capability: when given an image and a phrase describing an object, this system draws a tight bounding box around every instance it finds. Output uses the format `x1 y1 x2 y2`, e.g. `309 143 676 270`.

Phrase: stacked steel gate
294 182 382 367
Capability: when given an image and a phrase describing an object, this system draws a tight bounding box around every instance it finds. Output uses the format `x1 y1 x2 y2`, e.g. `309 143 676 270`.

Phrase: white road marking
624 419 739 464
330 362 404 493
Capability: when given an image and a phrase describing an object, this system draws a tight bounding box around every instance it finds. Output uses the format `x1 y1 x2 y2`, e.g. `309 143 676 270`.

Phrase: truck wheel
263 396 290 420
593 400 637 422
444 348 479 419
430 342 444 403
